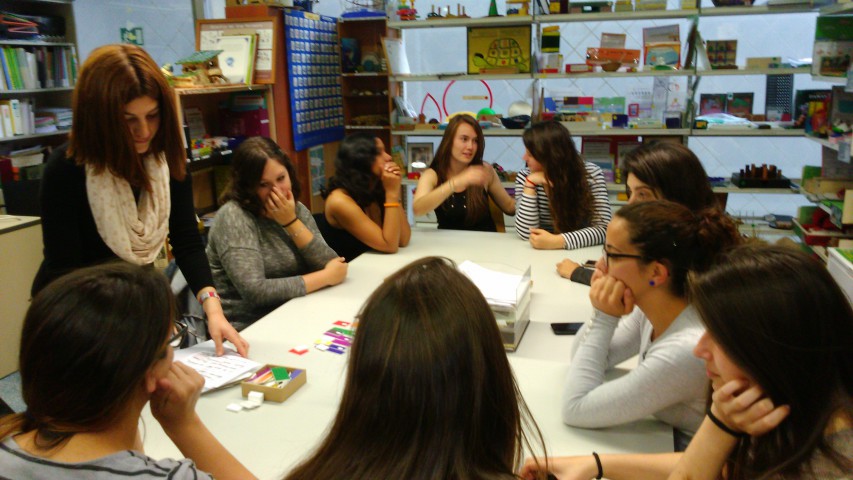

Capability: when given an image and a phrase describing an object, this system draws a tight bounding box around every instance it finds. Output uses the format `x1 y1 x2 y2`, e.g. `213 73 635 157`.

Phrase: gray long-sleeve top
206 200 338 330
563 305 707 437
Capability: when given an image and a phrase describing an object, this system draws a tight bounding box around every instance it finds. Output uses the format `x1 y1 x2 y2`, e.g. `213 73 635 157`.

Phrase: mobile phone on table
551 322 583 335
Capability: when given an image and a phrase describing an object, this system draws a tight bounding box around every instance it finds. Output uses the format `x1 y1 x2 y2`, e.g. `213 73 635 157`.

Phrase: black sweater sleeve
168 172 215 296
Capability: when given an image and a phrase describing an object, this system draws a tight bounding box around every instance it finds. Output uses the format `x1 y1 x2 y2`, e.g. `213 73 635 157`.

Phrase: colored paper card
331 327 354 336
271 366 290 381
289 345 309 355
333 320 351 327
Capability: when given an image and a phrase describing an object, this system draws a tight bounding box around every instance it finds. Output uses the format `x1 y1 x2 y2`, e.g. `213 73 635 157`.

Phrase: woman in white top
561 200 741 448
524 244 853 480
514 121 611 249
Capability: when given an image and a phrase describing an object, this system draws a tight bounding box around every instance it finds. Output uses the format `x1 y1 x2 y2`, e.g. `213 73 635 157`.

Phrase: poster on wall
467 26 532 74
284 10 344 151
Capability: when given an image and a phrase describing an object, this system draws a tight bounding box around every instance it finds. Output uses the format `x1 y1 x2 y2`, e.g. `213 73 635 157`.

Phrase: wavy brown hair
616 200 742 297
69 44 185 190
622 142 717 211
522 121 593 232
0 262 173 450
284 257 548 480
429 114 488 227
690 244 853 479
221 136 301 217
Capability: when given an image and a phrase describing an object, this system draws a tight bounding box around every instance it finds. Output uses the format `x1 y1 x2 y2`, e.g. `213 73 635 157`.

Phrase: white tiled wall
74 0 196 67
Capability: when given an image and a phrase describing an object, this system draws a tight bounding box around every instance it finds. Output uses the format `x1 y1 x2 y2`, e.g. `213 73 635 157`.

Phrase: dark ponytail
616 200 742 297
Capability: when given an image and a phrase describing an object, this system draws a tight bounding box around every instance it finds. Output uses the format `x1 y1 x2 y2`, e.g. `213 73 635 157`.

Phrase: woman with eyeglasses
523 244 852 480
557 142 717 285
561 200 742 448
0 262 255 479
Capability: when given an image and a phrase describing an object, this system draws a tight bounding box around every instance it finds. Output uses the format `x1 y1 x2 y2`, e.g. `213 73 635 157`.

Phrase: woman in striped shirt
514 121 611 249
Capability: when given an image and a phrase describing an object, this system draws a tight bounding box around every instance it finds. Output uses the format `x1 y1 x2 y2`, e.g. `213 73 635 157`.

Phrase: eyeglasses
168 315 204 348
601 246 645 268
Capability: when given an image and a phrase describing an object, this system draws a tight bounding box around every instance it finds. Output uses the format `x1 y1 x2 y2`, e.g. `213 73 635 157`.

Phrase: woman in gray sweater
206 137 347 330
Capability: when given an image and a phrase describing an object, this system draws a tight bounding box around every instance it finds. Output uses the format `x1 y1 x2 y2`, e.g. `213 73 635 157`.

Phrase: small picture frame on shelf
726 92 754 118
699 93 727 115
407 142 433 173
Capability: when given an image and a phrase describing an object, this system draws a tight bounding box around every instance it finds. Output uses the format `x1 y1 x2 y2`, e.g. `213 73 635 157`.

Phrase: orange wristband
384 202 402 208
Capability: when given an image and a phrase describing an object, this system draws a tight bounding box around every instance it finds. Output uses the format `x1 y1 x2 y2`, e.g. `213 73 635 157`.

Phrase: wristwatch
198 290 220 305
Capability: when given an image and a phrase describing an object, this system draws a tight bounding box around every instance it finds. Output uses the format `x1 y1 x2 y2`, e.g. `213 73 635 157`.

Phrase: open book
173 340 263 393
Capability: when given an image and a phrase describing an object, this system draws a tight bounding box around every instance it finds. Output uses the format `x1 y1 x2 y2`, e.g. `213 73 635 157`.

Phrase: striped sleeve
514 168 540 240
560 163 612 250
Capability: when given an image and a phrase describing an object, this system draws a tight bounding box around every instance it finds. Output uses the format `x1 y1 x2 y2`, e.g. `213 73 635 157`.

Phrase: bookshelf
0 0 78 216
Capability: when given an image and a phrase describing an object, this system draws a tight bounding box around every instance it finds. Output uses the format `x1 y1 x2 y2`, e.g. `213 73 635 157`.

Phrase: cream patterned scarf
86 153 171 265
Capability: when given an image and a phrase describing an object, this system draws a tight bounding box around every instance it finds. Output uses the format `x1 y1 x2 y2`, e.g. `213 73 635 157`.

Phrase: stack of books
35 107 72 130
458 261 532 352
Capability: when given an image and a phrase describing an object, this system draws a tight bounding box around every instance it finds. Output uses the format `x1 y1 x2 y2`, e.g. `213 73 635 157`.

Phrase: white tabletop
142 229 672 480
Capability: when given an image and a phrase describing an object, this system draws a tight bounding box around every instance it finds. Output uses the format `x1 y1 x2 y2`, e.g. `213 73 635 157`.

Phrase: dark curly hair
221 136 301 217
522 121 593 232
616 200 742 297
323 133 385 210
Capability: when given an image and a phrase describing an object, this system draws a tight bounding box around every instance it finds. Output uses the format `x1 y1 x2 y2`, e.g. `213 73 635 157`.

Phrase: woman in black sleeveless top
412 115 515 231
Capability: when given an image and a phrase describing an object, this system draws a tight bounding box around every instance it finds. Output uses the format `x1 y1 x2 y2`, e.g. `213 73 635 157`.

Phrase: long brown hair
616 200 742 297
690 244 853 479
284 257 548 480
69 44 185 190
522 121 594 232
221 136 301 217
0 262 174 449
429 115 488 226
622 142 717 211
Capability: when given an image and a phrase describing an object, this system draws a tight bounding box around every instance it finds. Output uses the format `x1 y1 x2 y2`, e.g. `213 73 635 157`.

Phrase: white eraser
226 403 243 412
240 400 260 410
248 391 264 404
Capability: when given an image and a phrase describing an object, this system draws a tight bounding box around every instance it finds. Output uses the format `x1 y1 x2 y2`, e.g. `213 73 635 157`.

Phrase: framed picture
726 92 754 117
467 25 532 74
407 142 434 173
699 93 726 115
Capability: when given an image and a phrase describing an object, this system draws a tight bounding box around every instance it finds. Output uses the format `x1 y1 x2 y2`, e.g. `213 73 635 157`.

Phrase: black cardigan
31 145 213 296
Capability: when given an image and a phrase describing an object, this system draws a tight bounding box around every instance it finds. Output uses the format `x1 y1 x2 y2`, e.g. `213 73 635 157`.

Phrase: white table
143 229 672 479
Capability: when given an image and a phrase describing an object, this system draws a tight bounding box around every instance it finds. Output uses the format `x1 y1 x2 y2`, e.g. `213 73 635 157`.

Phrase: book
0 104 12 137
217 34 257 84
172 340 263 393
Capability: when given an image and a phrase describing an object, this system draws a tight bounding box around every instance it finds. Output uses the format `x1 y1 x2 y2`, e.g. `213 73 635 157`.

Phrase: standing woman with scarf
31 44 247 357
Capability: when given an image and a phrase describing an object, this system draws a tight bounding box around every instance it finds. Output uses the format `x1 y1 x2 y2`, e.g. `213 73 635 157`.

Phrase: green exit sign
120 27 144 46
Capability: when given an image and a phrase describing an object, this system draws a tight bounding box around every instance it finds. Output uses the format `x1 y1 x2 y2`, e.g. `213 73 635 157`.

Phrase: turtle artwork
472 37 529 73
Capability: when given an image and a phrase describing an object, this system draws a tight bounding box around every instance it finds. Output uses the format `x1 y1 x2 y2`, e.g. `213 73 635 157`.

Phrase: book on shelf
216 34 257 84
0 45 77 90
